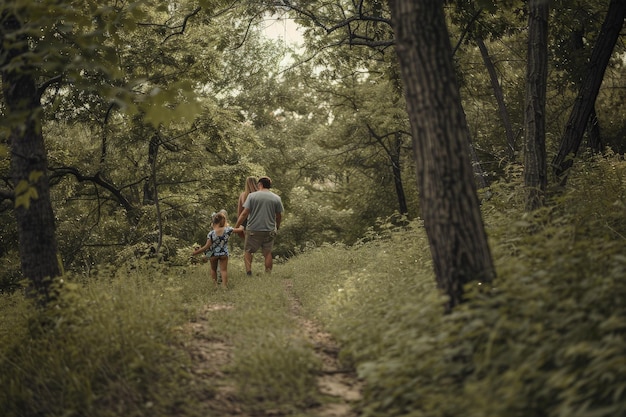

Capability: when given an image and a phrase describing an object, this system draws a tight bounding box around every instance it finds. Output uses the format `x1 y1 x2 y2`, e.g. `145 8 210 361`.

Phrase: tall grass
0 251 324 416
0 264 211 417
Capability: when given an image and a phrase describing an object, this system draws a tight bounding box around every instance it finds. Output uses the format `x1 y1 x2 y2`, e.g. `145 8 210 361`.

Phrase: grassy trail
181 261 363 417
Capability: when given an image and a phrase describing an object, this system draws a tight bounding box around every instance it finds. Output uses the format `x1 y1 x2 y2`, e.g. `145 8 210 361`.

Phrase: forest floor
183 278 363 416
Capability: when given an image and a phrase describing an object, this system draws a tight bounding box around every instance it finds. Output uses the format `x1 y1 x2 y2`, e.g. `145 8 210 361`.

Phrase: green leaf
29 170 43 182
14 179 30 195
15 193 32 210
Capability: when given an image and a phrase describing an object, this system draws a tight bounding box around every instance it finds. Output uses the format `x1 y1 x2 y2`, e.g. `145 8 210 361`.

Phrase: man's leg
262 234 276 273
263 249 273 273
244 251 253 275
244 231 263 275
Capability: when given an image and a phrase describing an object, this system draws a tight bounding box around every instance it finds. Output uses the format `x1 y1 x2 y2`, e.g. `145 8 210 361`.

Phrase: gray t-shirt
243 190 284 231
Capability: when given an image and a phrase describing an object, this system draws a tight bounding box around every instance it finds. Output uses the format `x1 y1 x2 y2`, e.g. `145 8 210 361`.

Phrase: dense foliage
290 154 626 417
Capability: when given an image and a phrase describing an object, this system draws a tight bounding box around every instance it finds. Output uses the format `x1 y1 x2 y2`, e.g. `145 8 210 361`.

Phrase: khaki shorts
244 230 276 254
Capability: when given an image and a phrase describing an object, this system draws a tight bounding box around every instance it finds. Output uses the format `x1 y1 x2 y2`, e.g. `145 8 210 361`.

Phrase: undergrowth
0 251 323 416
1 154 625 416
287 154 626 417
0 265 210 417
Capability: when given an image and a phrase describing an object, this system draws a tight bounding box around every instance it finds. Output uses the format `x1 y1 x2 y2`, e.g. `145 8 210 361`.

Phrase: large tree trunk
1 11 62 303
552 0 626 185
388 0 495 311
523 0 549 212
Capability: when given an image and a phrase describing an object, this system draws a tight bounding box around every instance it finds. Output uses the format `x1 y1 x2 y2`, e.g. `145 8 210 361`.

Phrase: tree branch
48 166 136 214
136 6 201 42
164 6 201 42
37 75 63 100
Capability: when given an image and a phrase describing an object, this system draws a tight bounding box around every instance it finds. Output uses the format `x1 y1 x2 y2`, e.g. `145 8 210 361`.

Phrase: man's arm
235 208 250 228
275 212 282 230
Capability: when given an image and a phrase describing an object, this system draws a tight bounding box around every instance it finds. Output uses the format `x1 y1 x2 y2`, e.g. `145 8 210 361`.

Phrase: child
192 212 243 289
213 209 229 284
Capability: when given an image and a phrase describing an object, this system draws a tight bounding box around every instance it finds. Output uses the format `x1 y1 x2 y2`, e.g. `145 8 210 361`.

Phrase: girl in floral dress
192 212 243 289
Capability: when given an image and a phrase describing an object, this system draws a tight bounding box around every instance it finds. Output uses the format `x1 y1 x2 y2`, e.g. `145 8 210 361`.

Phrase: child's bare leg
210 257 219 287
220 257 229 288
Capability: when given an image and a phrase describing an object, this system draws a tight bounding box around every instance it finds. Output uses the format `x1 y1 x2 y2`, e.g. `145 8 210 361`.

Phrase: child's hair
212 212 226 227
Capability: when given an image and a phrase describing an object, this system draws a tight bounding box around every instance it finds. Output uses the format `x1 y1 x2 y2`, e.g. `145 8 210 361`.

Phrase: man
234 176 283 275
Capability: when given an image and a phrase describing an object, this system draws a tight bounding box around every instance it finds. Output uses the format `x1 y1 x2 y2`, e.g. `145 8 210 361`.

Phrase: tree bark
552 0 626 185
143 135 159 205
523 0 549 211
587 108 602 153
390 132 408 215
388 0 495 311
476 36 516 162
1 11 62 303
570 30 604 154
148 134 163 257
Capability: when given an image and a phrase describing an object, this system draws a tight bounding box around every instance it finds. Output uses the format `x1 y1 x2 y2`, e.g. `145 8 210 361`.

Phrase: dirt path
282 279 363 417
183 280 363 416
185 303 246 416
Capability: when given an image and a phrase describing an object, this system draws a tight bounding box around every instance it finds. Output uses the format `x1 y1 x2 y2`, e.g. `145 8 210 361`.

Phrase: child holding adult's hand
192 212 244 289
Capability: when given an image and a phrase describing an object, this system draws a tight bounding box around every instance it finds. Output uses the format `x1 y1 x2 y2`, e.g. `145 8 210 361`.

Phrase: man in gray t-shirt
234 176 283 275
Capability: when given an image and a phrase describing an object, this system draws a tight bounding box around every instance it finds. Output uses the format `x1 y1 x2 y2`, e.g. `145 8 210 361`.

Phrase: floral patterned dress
205 226 234 257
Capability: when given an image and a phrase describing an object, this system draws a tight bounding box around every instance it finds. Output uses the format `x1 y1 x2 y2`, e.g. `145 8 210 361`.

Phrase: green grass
1 155 626 417
0 269 204 417
192 267 323 413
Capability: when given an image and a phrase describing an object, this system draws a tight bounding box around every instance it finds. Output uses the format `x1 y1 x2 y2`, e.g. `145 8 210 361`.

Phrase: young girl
192 212 243 289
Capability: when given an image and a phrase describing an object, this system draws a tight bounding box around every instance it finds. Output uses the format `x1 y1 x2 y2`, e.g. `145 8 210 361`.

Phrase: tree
551 0 626 185
310 58 415 218
388 0 495 310
0 0 226 297
260 2 419 222
475 36 517 162
1 9 61 302
448 2 523 165
523 0 549 211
